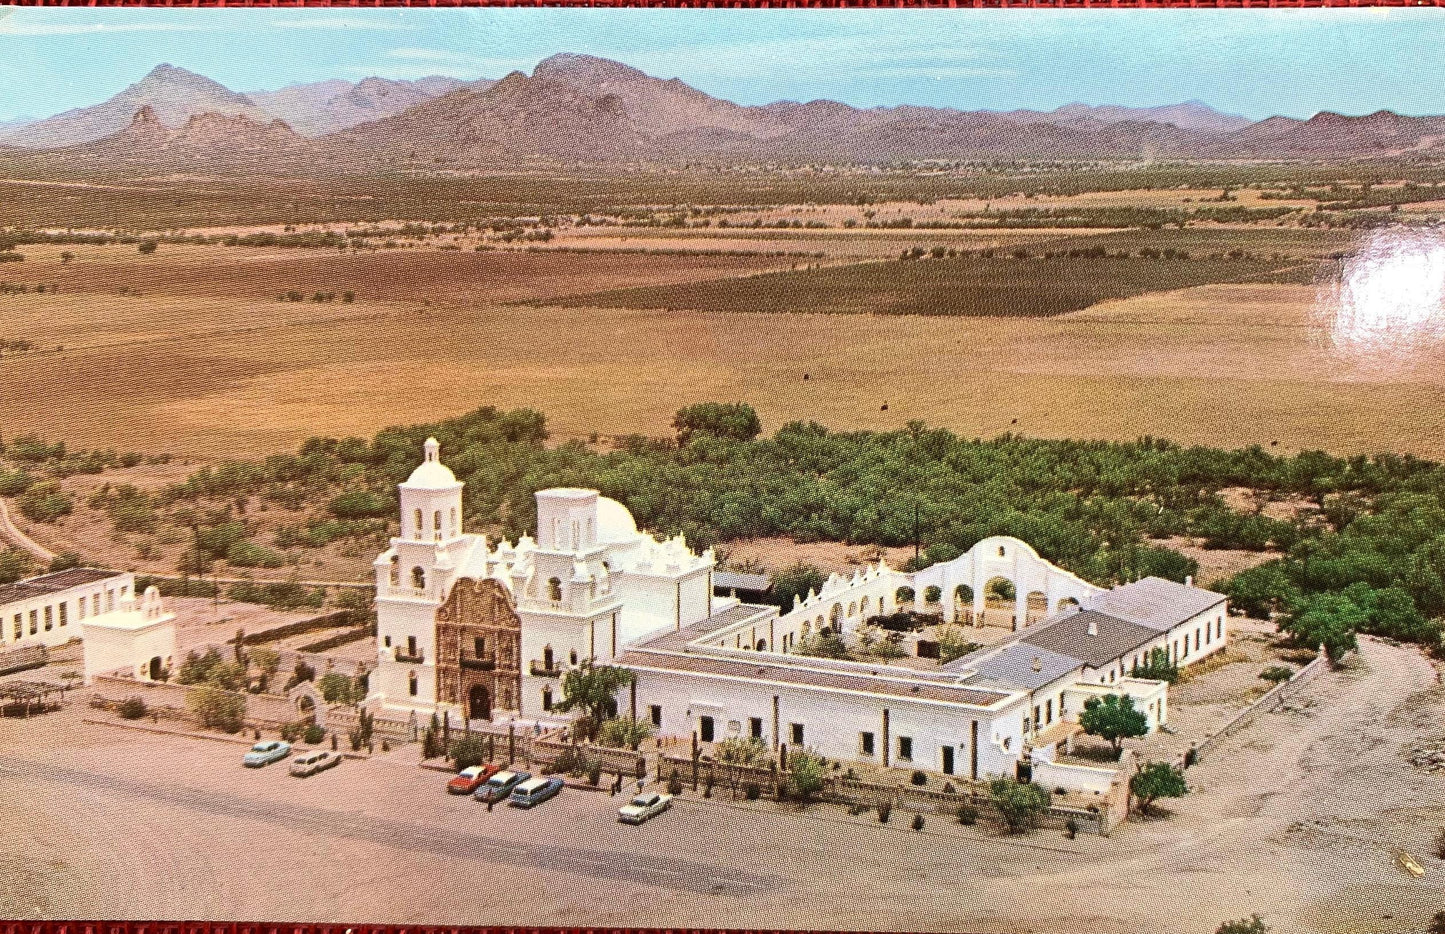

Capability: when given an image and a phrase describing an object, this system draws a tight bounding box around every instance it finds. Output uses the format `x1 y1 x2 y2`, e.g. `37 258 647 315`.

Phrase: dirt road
1 636 1441 932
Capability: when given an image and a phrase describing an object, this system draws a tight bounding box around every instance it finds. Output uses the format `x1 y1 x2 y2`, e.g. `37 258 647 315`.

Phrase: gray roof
1088 577 1226 632
713 571 772 593
1019 611 1158 669
632 603 777 652
964 642 1083 691
0 567 126 607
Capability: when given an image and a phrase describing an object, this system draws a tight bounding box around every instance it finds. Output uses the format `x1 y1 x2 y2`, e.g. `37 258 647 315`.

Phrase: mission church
370 439 1230 783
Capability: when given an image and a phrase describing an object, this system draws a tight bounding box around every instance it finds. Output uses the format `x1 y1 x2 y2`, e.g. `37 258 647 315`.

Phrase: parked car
508 775 565 808
617 791 673 825
243 740 291 768
289 749 341 777
447 763 499 795
474 770 529 804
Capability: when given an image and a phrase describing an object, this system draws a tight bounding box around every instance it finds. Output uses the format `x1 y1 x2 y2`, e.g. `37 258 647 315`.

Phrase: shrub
303 724 326 745
1215 916 1267 934
910 770 927 786
597 715 653 751
327 490 392 519
189 685 246 733
1130 761 1188 816
910 813 925 831
1259 665 1294 683
989 778 1051 834
713 734 769 766
17 482 73 523
1130 647 1180 683
957 804 978 825
588 761 603 786
787 748 827 803
876 799 892 823
225 540 286 569
1064 817 1079 839
666 770 683 796
742 782 761 800
117 697 147 720
137 240 158 255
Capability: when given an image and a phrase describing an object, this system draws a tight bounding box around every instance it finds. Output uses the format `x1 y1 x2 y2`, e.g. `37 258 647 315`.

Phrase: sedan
243 740 291 768
474 770 529 804
508 775 565 808
617 791 673 825
447 763 499 795
289 749 341 777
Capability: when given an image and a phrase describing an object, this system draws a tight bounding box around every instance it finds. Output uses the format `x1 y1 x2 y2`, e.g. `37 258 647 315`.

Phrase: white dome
596 496 639 543
403 438 460 489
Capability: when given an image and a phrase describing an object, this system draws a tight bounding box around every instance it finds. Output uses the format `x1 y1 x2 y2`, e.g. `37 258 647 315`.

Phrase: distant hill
0 64 274 148
42 105 315 170
248 75 491 137
10 54 1445 169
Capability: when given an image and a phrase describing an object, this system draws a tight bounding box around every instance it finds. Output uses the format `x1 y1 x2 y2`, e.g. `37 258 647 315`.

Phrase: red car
447 763 499 794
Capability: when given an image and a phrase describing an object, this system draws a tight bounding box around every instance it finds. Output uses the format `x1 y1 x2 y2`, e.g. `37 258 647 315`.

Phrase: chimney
1185 575 1194 587
1031 656 1042 672
1086 619 1098 637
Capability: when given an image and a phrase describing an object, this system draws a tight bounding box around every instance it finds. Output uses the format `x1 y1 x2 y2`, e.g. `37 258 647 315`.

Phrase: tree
1079 694 1149 755
1130 647 1179 683
935 625 981 663
988 778 1051 834
1280 593 1361 662
786 748 827 803
48 551 82 573
1215 916 1267 934
137 240 158 255
553 661 633 725
0 548 34 585
768 561 826 611
672 402 762 446
597 715 653 750
795 632 850 659
1130 761 1187 815
189 685 246 732
450 736 487 771
318 672 362 705
713 735 770 767
249 647 281 692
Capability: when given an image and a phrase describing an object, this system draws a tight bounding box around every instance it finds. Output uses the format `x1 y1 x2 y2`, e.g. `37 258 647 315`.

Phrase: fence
89 674 302 730
658 752 1114 835
1192 648 1329 761
534 736 647 777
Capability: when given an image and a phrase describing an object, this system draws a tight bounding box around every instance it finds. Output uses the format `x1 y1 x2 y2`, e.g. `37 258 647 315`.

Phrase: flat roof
713 571 772 593
1087 577 1226 632
1019 611 1158 669
965 642 1083 691
634 603 778 652
0 567 126 606
618 650 1013 709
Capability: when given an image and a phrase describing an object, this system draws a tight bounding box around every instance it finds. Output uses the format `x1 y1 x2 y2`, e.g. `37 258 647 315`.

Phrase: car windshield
250 743 270 752
630 795 655 806
487 773 512 786
459 767 481 778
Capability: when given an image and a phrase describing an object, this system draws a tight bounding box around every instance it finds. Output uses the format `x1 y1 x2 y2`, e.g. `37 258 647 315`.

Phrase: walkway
0 497 55 563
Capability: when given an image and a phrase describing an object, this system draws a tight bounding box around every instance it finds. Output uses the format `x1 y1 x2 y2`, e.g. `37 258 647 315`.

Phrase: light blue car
243 740 292 768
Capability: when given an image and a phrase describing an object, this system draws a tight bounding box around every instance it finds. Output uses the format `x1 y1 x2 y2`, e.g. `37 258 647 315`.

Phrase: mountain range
3 54 1443 168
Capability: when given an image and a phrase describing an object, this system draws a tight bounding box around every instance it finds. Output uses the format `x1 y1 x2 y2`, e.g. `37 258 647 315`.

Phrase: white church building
370 439 1229 783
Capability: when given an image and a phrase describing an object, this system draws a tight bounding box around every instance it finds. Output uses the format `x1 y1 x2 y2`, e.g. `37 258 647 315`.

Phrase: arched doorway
1026 590 1049 624
148 656 162 680
468 684 491 722
983 576 1015 627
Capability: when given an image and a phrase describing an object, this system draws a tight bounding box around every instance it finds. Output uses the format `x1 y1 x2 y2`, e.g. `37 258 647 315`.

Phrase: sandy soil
1 635 1442 931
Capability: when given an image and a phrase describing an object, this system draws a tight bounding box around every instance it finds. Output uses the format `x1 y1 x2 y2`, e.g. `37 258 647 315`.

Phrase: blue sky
0 7 1442 123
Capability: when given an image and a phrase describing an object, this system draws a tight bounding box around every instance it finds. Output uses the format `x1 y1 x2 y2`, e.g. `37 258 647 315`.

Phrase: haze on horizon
1 7 1444 125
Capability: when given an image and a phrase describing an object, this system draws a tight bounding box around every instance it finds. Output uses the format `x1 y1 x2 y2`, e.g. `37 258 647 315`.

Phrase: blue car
243 740 291 768
508 775 565 808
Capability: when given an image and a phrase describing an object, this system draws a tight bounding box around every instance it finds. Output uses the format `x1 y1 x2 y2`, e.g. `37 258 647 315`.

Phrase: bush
302 723 325 745
910 770 927 786
117 697 147 720
876 799 892 823
989 777 1051 834
225 540 286 569
189 685 246 733
666 770 683 796
787 749 827 803
713 734 769 766
137 240 158 255
17 482 73 523
957 804 978 825
1259 665 1294 683
910 813 925 831
742 782 761 800
327 489 392 519
1215 916 1267 934
588 761 603 786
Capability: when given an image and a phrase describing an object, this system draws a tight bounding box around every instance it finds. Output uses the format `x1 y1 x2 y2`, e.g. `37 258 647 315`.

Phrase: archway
148 656 162 680
296 694 316 721
1056 596 1081 613
469 684 491 722
755 638 768 652
954 584 975 624
983 576 1015 627
895 586 915 605
1026 591 1049 624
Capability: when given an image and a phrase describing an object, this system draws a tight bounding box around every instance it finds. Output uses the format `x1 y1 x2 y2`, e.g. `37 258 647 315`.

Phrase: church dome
596 496 639 543
403 438 460 489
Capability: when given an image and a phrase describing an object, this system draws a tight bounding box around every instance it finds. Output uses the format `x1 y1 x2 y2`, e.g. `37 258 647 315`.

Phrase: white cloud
0 20 212 36
270 16 415 32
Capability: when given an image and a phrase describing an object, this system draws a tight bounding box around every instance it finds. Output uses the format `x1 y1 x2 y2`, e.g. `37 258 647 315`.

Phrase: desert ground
1 634 1440 933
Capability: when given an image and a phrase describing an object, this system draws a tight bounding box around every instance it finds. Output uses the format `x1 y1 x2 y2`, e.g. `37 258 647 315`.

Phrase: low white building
80 586 177 684
368 440 1229 786
1 567 134 649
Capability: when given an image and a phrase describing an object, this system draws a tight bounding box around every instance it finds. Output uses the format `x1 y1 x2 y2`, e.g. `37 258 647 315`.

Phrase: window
897 736 913 761
414 509 423 539
749 717 763 739
120 585 128 598
998 546 1006 556
11 614 19 640
58 603 67 627
29 610 37 635
860 731 875 756
389 555 400 586
543 645 554 670
407 635 417 658
699 715 715 743
790 723 804 745
44 607 53 631
1045 699 1053 723
408 672 418 697
649 704 662 728
383 635 392 648
569 649 578 666
1033 705 1041 729
474 636 486 658
434 510 442 541
412 566 426 590
548 577 562 602
78 600 86 621
105 589 114 613
92 594 100 616
450 507 458 536
541 686 553 711
1195 628 1201 651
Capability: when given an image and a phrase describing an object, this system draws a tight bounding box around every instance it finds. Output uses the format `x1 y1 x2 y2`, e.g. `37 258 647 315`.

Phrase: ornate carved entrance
435 577 522 722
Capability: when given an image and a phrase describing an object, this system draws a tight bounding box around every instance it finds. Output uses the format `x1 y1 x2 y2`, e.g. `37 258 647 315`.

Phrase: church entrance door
469 684 491 722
